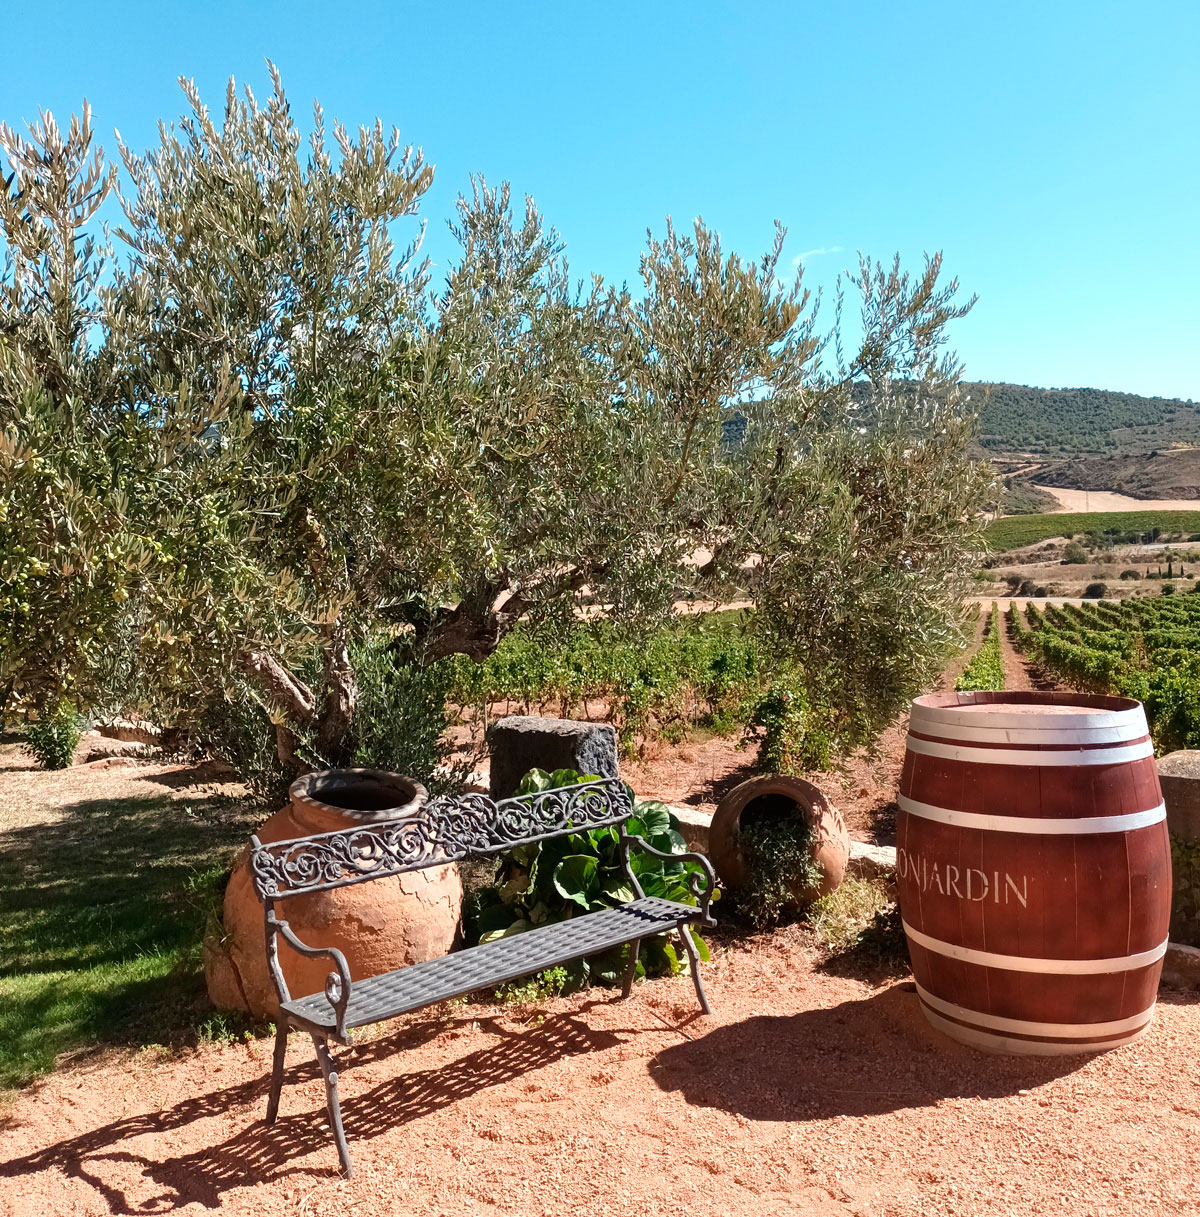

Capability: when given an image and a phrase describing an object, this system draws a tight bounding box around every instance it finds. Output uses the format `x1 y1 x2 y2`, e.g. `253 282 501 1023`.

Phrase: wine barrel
897 691 1171 1055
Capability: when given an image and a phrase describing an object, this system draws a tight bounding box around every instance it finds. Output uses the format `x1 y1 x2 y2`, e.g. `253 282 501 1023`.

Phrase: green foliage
3 73 989 787
494 966 572 1005
349 641 473 795
734 808 819 929
1062 541 1089 564
448 612 761 751
1016 597 1200 752
746 680 832 773
986 511 1200 551
465 768 709 991
955 604 1004 692
973 383 1200 456
23 702 85 770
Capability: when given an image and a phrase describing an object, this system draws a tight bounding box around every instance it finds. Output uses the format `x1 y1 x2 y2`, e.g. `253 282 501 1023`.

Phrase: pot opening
290 768 428 824
738 792 802 833
319 783 409 813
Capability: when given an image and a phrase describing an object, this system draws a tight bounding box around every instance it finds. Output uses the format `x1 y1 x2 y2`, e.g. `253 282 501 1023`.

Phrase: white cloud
792 245 843 267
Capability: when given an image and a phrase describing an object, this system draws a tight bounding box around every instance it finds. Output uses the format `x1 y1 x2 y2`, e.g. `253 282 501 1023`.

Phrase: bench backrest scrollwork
249 778 634 902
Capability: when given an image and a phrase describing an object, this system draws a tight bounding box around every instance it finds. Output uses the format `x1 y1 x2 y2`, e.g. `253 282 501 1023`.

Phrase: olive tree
0 104 140 716
1 69 991 776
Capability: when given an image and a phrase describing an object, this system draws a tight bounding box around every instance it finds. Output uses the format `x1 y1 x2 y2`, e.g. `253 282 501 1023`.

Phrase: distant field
986 510 1200 550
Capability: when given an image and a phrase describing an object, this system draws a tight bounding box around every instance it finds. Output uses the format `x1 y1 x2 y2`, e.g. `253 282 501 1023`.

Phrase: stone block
847 840 897 879
1156 751 1200 840
486 716 618 800
670 805 712 853
1162 942 1200 990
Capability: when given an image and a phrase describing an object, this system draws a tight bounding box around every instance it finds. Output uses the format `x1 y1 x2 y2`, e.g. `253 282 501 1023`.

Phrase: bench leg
311 1034 353 1178
265 1020 290 1124
621 939 641 999
678 924 712 1016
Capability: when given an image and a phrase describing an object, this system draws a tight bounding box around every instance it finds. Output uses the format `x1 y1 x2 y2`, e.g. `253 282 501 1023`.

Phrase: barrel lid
910 691 1147 734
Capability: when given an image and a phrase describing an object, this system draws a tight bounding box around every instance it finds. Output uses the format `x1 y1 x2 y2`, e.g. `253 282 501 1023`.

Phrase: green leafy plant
465 768 710 991
24 702 85 770
955 603 1004 691
494 965 572 1005
746 681 832 774
734 805 819 929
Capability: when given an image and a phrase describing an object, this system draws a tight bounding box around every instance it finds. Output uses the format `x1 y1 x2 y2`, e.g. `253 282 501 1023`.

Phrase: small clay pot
205 768 461 1019
708 775 849 901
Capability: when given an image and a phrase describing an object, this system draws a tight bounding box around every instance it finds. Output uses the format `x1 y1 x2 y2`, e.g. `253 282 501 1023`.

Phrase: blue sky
3 0 1197 398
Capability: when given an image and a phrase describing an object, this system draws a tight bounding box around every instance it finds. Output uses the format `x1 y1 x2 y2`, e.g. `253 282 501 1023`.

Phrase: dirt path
1035 485 1200 512
4 937 1198 1217
997 607 1059 694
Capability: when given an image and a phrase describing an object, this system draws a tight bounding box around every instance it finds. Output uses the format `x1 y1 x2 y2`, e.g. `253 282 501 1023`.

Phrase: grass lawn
986 509 1200 551
0 744 260 1089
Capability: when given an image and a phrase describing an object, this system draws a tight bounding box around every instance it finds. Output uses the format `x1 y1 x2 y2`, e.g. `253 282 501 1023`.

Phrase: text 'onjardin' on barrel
897 691 1171 1055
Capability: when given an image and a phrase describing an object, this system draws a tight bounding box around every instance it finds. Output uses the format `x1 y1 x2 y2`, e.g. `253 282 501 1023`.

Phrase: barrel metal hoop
909 699 1147 734
914 982 1156 1039
904 735 1155 767
901 921 1169 973
897 795 1167 835
907 721 1150 746
919 1006 1155 1056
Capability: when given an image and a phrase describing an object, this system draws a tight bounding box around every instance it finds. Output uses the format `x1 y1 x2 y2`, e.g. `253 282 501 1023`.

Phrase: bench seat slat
280 896 696 1030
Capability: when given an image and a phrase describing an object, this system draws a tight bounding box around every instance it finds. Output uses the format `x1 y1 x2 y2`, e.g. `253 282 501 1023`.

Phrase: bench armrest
269 916 353 1041
620 832 718 927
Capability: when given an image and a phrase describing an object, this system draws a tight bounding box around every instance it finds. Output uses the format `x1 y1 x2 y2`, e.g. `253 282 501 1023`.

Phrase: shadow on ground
650 983 1082 1122
684 757 759 807
0 1010 625 1211
0 789 260 1085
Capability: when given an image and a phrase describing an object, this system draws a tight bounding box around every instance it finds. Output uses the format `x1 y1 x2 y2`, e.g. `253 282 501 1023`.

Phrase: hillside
1035 449 1200 499
972 383 1200 456
723 382 1200 464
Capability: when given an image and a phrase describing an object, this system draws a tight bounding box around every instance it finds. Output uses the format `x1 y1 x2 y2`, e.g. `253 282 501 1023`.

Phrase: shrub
735 805 819 929
1083 583 1107 599
24 702 85 770
1163 583 1177 596
747 681 832 774
1017 579 1038 596
1062 541 1089 564
1120 570 1141 580
349 640 473 795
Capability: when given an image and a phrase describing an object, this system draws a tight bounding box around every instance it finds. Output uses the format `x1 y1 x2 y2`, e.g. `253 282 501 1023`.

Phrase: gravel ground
3 930 1198 1217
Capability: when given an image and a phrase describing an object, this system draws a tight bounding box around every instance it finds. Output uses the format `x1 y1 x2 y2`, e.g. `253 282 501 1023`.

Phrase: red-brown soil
4 934 1198 1216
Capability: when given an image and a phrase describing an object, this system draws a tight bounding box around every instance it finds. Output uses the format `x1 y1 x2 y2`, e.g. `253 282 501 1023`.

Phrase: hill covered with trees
972 383 1200 456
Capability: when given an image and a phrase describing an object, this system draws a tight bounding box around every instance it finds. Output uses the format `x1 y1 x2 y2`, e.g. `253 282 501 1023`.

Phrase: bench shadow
2 1009 626 1212
650 983 1082 1121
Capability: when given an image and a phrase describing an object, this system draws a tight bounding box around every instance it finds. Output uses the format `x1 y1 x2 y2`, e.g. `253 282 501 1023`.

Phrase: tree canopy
0 68 991 779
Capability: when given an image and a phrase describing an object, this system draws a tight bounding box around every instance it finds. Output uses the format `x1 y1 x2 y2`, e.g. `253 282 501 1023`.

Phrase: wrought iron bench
248 777 717 1175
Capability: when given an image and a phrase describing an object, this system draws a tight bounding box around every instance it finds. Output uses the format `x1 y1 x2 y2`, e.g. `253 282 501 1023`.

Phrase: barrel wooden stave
897 691 1172 1055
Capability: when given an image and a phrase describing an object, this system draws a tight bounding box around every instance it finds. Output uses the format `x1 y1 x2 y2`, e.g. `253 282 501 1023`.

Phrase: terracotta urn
205 769 463 1019
708 774 849 901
